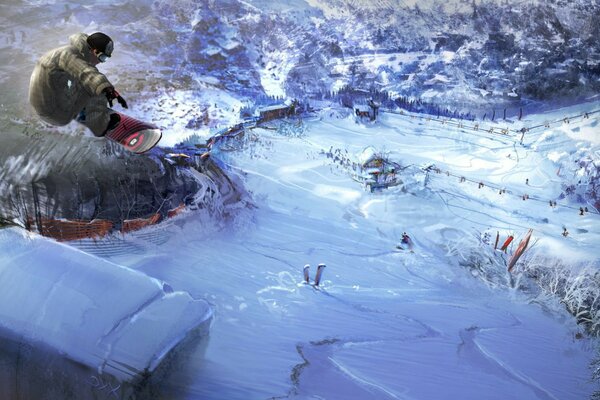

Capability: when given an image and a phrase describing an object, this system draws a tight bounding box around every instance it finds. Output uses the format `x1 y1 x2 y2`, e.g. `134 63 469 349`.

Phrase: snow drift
0 227 213 399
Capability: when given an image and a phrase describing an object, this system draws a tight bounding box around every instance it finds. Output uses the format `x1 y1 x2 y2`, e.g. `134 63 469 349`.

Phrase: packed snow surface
60 102 600 398
0 228 213 382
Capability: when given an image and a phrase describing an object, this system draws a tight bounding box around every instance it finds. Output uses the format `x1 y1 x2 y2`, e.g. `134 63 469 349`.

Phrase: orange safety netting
38 218 114 242
121 213 161 233
167 204 186 218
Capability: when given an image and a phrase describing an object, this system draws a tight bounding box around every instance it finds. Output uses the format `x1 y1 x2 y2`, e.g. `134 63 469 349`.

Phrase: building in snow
355 147 402 192
354 99 380 121
258 101 299 122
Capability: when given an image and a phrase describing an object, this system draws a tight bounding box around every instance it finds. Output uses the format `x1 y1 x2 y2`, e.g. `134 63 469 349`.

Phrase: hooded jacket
29 33 113 126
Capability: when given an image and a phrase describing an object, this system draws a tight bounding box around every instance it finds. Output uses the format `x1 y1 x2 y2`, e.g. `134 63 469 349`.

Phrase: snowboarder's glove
104 87 128 109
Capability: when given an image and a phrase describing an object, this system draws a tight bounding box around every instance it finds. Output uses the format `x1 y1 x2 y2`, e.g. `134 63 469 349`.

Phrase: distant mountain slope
1 0 597 125
156 0 600 107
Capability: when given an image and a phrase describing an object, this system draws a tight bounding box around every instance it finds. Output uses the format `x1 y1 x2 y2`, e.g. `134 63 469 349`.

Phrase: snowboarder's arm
59 54 112 96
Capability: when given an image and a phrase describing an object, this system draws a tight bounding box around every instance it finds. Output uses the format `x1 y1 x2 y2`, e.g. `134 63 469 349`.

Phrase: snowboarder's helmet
87 32 113 62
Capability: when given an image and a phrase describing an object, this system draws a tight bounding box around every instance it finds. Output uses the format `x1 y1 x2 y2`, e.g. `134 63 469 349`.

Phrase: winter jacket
29 33 113 126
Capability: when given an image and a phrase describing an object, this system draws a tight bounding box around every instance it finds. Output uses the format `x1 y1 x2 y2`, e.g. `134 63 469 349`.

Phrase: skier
397 232 413 251
29 32 128 138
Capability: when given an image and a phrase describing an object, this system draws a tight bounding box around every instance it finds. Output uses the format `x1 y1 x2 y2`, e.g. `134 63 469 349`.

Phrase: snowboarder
29 32 128 138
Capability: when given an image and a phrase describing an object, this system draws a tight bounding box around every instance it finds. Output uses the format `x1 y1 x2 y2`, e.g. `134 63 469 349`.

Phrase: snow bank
0 227 213 383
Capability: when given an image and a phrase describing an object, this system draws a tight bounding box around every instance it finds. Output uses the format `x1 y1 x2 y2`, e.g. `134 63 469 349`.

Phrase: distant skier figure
562 227 569 237
29 32 127 137
397 232 414 251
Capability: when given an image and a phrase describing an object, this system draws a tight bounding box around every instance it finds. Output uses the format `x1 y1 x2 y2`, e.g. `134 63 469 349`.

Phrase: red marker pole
500 235 514 252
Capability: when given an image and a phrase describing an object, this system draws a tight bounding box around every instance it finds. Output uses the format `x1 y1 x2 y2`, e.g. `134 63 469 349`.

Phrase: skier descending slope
396 232 414 252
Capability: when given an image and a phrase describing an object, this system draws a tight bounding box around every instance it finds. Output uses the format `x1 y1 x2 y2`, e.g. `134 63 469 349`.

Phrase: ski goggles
97 40 113 63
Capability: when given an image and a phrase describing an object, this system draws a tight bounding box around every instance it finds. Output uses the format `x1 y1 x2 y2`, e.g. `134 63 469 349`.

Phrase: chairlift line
381 107 600 140
425 166 599 216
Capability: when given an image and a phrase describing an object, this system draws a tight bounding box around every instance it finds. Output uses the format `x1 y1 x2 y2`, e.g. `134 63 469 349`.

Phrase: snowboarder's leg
77 94 113 137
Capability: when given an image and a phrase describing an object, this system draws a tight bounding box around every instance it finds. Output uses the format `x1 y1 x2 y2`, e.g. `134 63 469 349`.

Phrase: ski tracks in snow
457 325 559 400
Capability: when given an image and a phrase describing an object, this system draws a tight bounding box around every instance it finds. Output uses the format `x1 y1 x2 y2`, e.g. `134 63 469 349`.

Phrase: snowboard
395 245 414 253
105 113 162 154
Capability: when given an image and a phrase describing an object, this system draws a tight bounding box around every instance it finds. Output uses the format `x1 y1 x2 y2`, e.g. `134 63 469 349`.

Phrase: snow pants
75 94 112 137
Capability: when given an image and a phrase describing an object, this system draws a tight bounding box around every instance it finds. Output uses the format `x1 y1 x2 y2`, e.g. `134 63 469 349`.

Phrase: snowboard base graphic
105 113 162 154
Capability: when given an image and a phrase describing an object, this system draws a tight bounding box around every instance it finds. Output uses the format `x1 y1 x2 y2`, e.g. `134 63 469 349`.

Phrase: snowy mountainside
0 1 599 399
2 0 598 134
183 0 599 108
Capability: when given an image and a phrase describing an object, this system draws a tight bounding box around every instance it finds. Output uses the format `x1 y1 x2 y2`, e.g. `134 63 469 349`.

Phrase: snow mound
0 227 213 382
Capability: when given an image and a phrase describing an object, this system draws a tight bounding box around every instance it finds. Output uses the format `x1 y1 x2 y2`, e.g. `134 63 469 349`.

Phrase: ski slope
0 0 598 397
57 102 599 399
